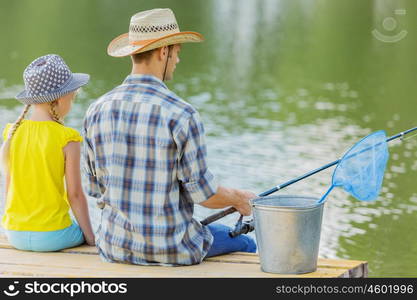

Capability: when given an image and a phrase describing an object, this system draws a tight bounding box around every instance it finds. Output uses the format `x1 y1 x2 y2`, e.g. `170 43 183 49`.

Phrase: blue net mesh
320 130 389 203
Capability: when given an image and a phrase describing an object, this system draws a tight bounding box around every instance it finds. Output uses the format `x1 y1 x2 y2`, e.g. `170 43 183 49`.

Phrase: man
83 8 256 266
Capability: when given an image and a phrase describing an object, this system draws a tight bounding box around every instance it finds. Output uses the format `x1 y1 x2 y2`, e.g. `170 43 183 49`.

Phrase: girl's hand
85 235 95 246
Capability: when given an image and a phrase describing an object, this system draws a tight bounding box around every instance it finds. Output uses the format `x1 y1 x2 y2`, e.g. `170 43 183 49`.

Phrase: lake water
1 0 417 277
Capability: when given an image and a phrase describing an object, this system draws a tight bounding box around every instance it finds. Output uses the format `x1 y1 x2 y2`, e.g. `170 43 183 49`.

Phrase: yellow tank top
2 120 83 231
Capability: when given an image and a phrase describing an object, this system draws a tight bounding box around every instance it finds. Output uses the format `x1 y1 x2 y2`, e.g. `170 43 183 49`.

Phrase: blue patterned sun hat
16 54 90 104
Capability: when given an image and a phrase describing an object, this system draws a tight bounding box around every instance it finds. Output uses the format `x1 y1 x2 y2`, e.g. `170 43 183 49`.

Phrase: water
1 0 417 276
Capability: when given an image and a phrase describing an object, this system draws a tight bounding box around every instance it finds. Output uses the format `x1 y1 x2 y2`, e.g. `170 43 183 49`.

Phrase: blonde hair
49 100 64 125
0 99 65 175
0 104 31 175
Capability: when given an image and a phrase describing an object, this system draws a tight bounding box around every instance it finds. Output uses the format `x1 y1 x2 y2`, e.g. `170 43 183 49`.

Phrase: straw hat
107 8 204 57
16 54 89 105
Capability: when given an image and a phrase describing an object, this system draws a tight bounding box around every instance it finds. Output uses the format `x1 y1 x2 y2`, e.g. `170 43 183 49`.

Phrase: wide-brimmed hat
107 8 204 57
16 54 90 105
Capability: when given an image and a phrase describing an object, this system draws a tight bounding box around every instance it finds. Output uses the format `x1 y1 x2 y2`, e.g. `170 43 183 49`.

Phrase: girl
0 54 95 251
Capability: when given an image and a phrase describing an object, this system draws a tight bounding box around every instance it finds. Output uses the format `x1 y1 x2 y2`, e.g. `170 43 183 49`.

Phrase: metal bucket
252 195 324 274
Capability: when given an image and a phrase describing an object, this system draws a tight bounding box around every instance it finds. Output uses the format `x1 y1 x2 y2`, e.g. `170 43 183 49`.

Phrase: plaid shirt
83 74 218 266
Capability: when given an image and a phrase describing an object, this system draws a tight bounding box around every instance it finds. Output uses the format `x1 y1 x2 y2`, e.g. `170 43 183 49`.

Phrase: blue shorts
5 222 85 252
205 223 257 258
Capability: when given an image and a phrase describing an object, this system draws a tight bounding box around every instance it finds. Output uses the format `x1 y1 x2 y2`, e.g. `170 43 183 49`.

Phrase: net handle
200 126 417 226
318 185 335 204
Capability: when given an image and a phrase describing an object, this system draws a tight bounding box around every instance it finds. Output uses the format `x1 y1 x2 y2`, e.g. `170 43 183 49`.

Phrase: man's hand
232 190 257 216
200 186 257 216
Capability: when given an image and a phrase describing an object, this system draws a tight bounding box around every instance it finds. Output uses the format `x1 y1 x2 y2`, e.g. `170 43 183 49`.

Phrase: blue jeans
5 222 84 252
205 223 257 258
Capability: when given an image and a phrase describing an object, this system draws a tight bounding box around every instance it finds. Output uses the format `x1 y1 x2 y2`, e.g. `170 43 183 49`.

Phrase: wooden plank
0 235 98 255
0 236 365 268
206 252 260 264
207 253 363 268
0 264 349 278
204 253 366 277
0 236 12 249
0 235 367 278
0 263 348 278
0 248 348 278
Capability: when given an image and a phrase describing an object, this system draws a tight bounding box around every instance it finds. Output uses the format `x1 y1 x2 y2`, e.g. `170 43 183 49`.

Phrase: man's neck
131 63 163 81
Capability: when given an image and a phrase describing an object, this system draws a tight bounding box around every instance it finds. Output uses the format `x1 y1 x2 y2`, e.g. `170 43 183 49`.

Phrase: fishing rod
200 126 417 236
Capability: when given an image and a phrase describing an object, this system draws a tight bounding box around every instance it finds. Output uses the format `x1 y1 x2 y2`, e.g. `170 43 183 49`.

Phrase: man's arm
175 111 256 215
82 117 102 198
199 186 255 216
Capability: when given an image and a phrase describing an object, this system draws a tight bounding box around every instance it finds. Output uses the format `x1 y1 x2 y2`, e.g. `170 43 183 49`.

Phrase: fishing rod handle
200 207 237 225
200 186 280 226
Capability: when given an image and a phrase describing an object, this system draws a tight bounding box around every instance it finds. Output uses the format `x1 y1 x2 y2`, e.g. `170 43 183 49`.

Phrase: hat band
130 23 178 34
129 38 156 46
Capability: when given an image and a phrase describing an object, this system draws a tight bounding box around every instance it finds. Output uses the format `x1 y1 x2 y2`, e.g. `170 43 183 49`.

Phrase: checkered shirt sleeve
175 111 218 204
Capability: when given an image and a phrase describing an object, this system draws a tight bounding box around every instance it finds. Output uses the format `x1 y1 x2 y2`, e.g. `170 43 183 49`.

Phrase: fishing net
319 130 389 203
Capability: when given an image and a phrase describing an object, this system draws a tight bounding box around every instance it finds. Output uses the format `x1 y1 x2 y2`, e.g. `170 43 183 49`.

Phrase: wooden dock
0 235 367 278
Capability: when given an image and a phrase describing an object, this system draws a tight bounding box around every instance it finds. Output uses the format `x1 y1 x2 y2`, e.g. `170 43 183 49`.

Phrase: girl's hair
0 99 64 175
0 104 31 175
49 100 64 125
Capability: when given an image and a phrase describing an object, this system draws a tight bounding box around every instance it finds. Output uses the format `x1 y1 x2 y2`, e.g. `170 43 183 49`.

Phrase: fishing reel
200 208 255 237
228 215 255 237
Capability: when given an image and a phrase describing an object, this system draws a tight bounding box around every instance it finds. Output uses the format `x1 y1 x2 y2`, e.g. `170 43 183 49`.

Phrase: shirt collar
123 74 168 89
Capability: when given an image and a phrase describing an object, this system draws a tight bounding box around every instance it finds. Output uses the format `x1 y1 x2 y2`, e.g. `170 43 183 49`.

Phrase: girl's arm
4 172 10 200
64 141 95 246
